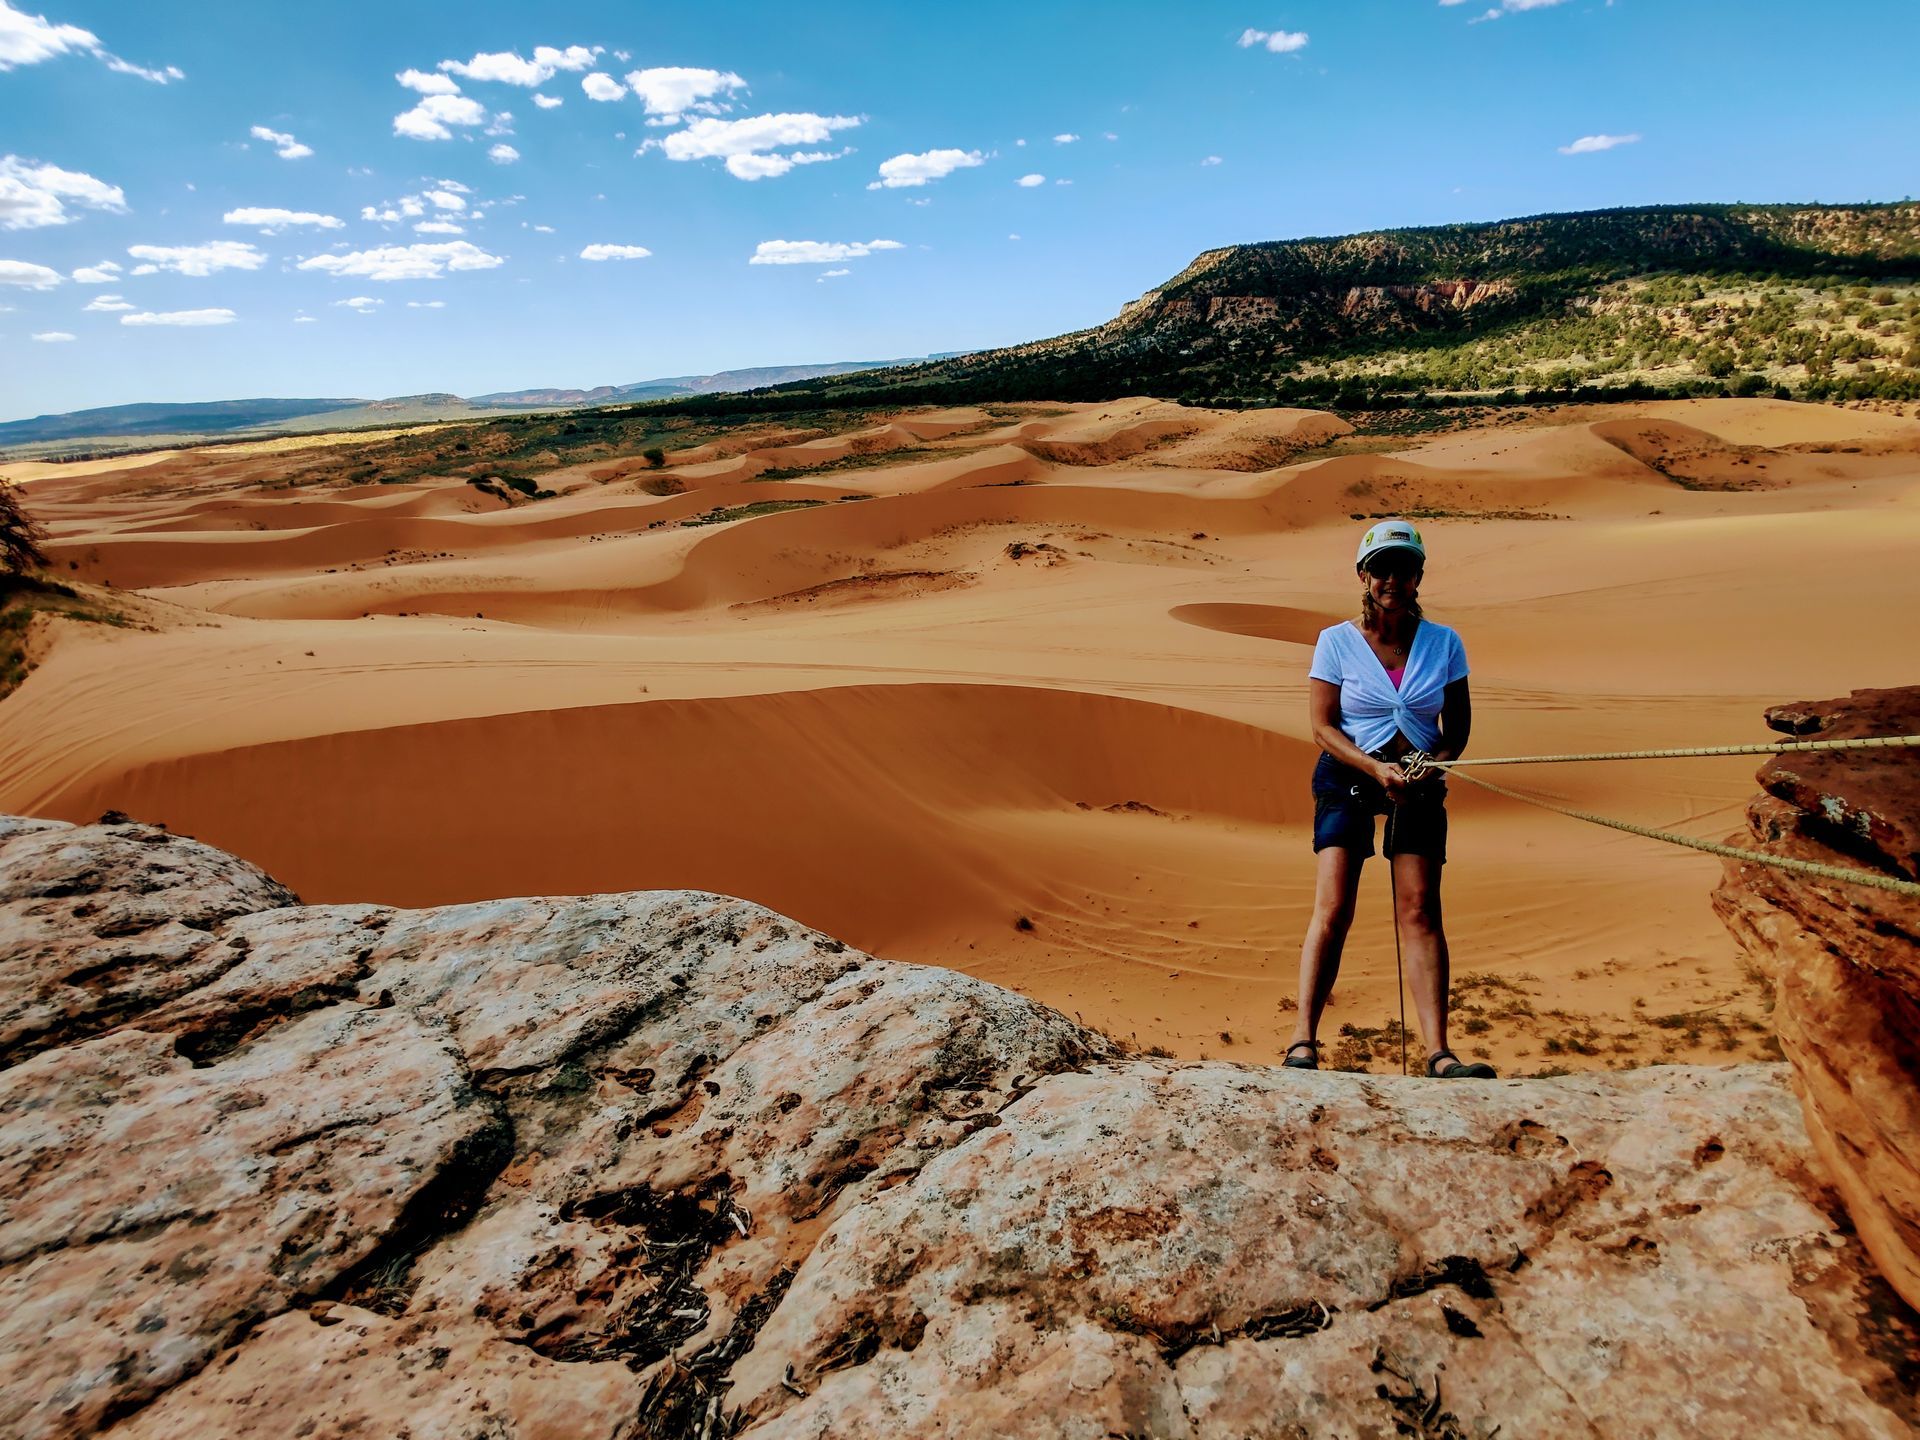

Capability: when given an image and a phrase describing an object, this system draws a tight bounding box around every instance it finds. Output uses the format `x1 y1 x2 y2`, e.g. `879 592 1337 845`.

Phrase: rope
1386 807 1408 1077
1438 765 1920 900
1427 734 1920 770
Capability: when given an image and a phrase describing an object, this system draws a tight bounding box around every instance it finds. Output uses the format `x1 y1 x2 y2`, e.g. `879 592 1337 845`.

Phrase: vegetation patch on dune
0 577 131 701
758 444 950 481
220 407 906 498
683 498 828 527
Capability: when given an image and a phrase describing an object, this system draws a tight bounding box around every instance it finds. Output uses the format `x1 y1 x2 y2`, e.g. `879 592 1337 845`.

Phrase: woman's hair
1360 576 1424 630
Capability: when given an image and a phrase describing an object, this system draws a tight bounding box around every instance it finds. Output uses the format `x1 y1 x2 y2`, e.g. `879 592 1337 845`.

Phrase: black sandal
1283 1041 1320 1071
1427 1048 1497 1080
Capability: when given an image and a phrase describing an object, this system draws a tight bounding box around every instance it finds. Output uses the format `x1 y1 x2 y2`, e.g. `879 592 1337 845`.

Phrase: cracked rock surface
1 813 1915 1439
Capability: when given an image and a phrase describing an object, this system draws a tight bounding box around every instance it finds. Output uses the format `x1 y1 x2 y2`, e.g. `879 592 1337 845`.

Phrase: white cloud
394 92 487 141
1449 0 1571 16
581 71 625 101
749 238 902 266
121 308 236 326
0 258 61 288
333 295 382 312
223 206 343 233
0 0 181 81
658 112 860 180
296 240 504 281
100 54 181 83
249 124 312 160
406 299 446 308
867 148 984 190
486 110 514 137
127 240 265 277
71 258 121 282
817 267 850 280
580 242 651 261
366 181 480 226
1558 132 1641 154
0 0 92 68
30 329 73 341
439 45 597 87
293 314 316 322
1103 131 1119 141
397 67 459 95
1237 27 1310 52
82 292 133 310
1201 154 1224 166
1008 233 1020 241
625 66 747 121
0 155 127 229
720 150 844 181
532 92 562 109
489 143 520 164
1016 173 1045 187
1053 133 1079 144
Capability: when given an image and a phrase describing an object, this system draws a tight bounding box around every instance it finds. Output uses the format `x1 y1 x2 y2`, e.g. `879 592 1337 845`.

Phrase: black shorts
1311 751 1448 862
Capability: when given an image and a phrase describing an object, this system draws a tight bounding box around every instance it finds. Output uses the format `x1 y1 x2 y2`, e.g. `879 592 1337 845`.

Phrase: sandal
1427 1048 1497 1080
1283 1041 1320 1071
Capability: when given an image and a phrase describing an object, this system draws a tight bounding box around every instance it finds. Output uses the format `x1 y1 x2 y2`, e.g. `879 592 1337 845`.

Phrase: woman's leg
1390 851 1450 1057
1291 846 1362 1049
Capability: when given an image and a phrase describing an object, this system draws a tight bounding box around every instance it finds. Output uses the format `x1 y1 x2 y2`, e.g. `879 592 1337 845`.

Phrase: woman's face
1359 550 1423 611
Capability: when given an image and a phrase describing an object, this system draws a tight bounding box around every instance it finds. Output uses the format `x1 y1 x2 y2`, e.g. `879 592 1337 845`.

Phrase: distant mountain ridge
1 358 949 452
469 359 934 407
695 202 1920 410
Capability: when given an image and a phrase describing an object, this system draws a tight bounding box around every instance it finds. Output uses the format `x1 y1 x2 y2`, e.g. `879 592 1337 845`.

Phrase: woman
1283 518 1495 1079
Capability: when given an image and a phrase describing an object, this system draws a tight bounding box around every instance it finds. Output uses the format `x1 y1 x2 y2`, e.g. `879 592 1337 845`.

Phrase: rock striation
2 812 1917 1438
1713 685 1920 1314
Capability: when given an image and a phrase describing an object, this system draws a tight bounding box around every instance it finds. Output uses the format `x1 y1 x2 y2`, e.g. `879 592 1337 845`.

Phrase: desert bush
0 482 48 574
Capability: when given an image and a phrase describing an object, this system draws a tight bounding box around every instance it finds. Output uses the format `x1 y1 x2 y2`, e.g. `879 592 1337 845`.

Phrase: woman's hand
1372 759 1411 802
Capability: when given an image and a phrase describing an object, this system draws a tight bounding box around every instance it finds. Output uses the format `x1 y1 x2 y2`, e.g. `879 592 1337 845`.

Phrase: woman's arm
1430 678 1472 764
1310 678 1408 795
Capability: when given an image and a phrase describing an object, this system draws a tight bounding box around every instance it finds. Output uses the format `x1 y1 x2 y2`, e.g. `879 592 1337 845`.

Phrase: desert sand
6 395 1918 1073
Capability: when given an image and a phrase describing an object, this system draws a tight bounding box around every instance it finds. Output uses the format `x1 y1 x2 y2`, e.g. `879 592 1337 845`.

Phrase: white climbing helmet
1356 518 1426 568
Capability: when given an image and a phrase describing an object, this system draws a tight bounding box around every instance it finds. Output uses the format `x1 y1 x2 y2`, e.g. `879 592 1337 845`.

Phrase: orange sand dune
6 395 1918 1074
1170 603 1343 646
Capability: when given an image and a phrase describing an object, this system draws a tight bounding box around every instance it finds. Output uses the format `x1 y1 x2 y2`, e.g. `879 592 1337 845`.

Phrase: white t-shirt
1308 619 1469 755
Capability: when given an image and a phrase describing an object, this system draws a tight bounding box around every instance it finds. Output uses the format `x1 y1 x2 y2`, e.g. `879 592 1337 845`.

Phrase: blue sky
3 0 1917 419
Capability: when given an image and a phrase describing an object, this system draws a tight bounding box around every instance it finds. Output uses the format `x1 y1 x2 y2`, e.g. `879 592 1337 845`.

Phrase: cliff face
3 813 1917 1439
1712 686 1920 1313
1338 279 1516 319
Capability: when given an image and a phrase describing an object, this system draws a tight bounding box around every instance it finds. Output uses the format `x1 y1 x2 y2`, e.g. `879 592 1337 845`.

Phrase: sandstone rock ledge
2 814 1916 1440
1714 685 1920 1316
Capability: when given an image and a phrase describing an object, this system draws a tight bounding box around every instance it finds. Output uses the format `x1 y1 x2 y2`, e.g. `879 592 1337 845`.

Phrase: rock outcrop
1338 279 1515 319
1713 686 1920 1314
3 812 1917 1438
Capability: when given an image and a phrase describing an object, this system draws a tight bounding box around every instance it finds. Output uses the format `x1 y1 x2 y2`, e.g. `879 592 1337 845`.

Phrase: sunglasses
1364 551 1423 579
